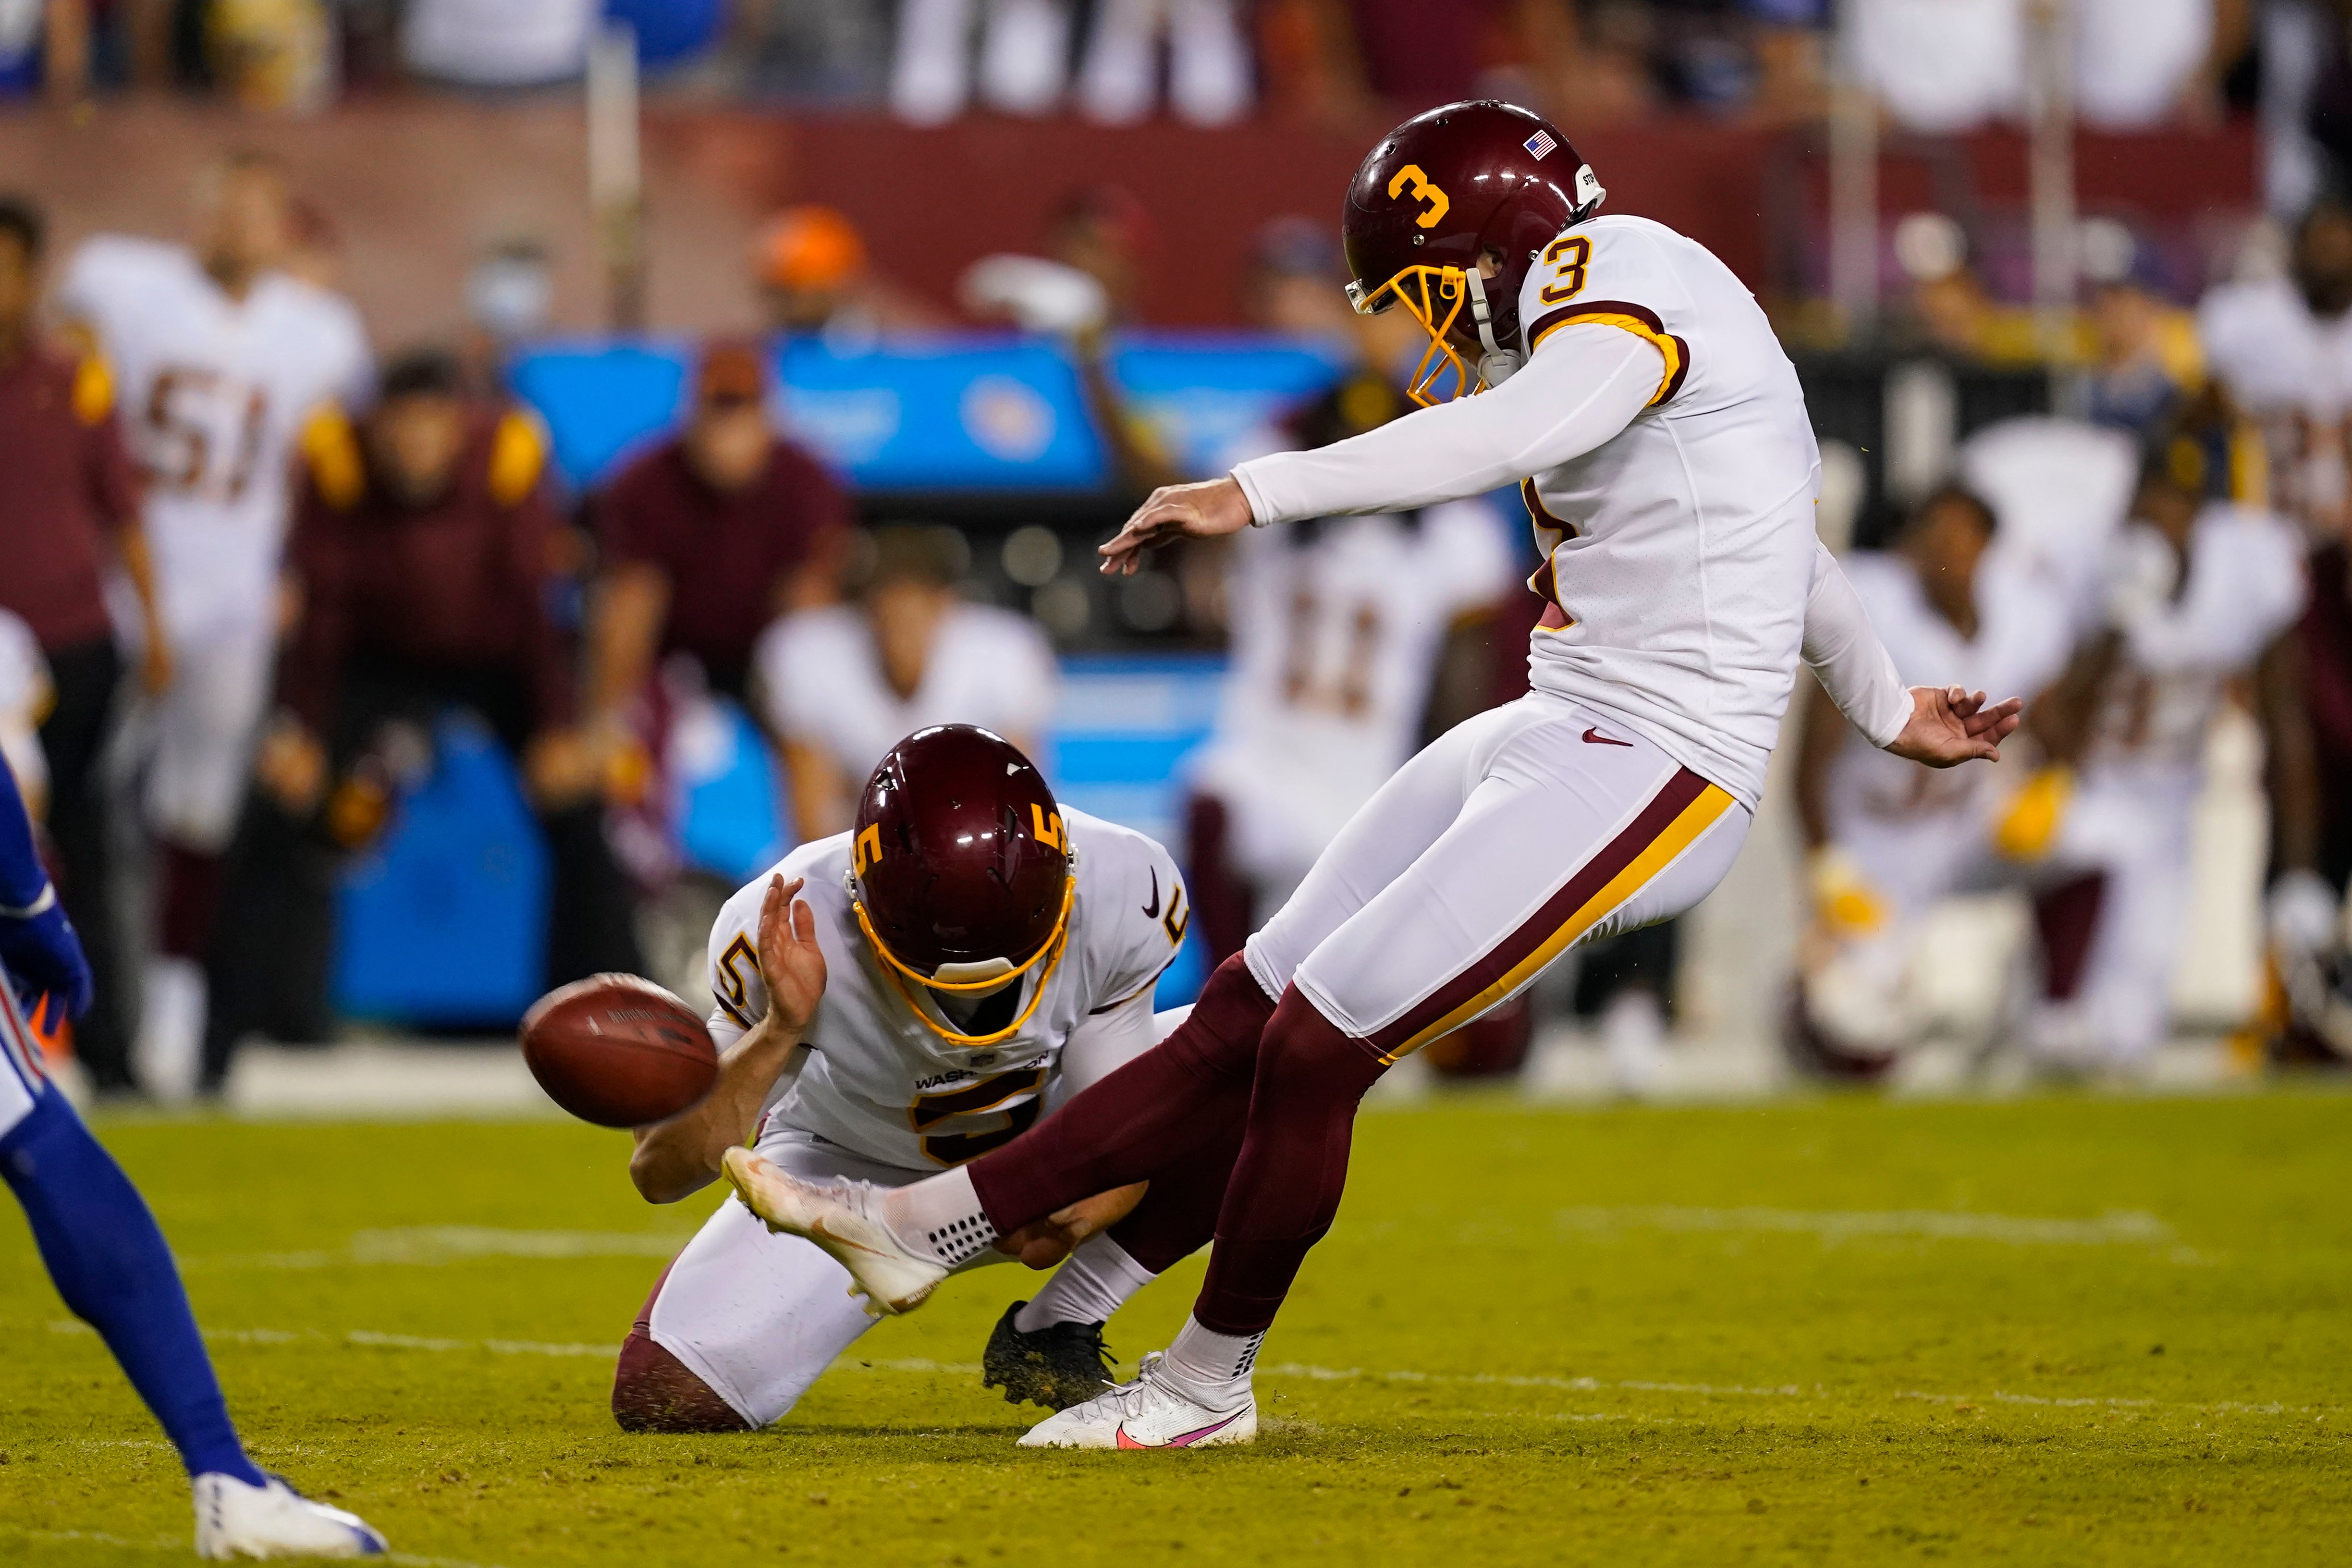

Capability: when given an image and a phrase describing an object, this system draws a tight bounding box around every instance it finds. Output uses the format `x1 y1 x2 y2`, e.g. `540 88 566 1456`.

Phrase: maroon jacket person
585 338 848 729
219 350 639 1089
0 195 170 1090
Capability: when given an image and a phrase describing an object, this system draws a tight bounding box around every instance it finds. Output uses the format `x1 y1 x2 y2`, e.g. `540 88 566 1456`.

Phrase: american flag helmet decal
1524 129 1558 160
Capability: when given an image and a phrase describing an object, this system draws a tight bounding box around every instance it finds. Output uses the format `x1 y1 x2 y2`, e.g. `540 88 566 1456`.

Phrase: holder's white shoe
721 1146 946 1316
1017 1352 1257 1449
194 1472 386 1559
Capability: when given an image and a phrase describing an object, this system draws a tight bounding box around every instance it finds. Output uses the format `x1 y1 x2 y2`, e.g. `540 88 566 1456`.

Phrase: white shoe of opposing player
194 1472 386 1559
1017 1352 1257 1449
720 1146 946 1316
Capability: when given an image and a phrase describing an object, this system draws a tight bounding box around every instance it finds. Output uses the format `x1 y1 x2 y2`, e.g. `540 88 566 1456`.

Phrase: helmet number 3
1388 164 1451 229
1539 236 1592 305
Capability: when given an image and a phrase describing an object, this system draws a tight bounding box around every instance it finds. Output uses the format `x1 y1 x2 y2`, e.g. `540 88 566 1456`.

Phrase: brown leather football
519 974 717 1128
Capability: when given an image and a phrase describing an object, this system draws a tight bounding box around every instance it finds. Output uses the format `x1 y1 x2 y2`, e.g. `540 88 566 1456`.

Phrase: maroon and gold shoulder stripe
1524 300 1691 407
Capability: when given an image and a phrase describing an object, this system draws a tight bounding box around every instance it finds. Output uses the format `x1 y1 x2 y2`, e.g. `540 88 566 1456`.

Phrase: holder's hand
995 1182 1148 1269
756 875 827 1040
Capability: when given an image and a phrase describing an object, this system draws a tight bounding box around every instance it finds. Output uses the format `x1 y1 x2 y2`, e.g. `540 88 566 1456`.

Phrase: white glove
2268 869 2342 961
2101 523 2179 634
958 254 1110 336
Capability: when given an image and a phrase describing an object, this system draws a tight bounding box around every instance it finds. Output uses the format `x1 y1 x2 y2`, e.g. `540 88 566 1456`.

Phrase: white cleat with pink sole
1017 1352 1258 1449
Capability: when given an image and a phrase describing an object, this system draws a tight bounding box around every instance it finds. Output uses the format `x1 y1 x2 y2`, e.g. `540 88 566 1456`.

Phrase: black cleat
982 1301 1116 1411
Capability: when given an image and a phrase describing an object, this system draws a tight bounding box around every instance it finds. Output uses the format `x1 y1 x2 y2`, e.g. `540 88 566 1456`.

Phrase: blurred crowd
0 152 1196 1103
16 12 2352 1102
0 0 2313 141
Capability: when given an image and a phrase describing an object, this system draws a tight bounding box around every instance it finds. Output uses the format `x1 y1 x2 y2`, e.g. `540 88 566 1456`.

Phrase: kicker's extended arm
1802 539 1912 749
1232 323 1663 524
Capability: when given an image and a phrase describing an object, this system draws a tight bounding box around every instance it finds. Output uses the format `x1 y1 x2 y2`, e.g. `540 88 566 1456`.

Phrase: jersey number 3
1538 236 1592 306
907 1066 1046 1165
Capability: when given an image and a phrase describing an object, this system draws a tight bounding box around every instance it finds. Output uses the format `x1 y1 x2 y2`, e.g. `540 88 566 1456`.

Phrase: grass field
3 1089 2349 1566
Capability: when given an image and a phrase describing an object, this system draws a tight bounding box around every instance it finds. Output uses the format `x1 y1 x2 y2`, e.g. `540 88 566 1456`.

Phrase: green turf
3 1089 2349 1566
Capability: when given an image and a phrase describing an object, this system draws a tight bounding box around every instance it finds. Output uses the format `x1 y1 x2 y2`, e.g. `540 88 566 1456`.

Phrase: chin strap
853 876 1078 1048
1463 267 1524 388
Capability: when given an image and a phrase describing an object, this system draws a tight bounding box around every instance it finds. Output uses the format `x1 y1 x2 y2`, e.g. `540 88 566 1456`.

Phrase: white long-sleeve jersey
1233 214 1908 807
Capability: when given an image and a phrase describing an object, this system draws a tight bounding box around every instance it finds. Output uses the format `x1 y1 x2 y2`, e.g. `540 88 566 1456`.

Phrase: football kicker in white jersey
716 100 2022 1455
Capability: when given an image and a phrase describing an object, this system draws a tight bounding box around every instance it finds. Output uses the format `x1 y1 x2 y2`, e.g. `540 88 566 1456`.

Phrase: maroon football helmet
1341 99 1605 404
849 724 1076 1046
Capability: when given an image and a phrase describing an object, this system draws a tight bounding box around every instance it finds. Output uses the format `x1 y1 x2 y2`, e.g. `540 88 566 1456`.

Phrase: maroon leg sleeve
610 1260 750 1433
1193 987 1388 1336
1185 791 1254 969
2034 872 2107 1002
158 844 226 961
1105 1117 1248 1275
967 952 1274 1233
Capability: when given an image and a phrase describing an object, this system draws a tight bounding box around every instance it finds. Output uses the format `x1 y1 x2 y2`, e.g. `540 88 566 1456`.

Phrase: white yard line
1258 1362 1806 1398
184 1227 696 1273
346 1330 615 1358
176 1207 2192 1278
49 1319 618 1360
45 1319 2324 1421
1548 1205 2177 1247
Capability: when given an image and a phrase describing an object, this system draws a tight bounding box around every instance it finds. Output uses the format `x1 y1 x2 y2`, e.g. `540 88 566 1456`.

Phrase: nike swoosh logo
1116 1409 1244 1448
804 1214 885 1258
1141 867 1161 920
1581 727 1634 747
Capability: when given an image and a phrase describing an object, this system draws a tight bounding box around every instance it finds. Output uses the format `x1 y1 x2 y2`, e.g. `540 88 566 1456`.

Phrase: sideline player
0 758 384 1556
723 99 2021 1449
2011 453 2306 1070
1788 484 2074 1073
610 724 1202 1431
755 525 1057 840
60 150 370 1100
2196 195 2352 539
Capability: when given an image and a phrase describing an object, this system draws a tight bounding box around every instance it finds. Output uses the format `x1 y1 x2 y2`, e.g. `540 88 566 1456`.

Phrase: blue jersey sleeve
0 764 94 1018
0 761 47 911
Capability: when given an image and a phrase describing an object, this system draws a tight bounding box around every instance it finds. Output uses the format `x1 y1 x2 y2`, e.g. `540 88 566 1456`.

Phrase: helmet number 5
1539 236 1592 305
1388 164 1451 229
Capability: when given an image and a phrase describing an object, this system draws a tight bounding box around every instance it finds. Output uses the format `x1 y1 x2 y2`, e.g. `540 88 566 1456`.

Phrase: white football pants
647 1012 1189 1427
141 622 273 854
1244 692 1752 1061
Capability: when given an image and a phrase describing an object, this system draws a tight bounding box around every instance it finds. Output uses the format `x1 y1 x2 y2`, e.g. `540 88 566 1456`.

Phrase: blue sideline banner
507 333 1344 494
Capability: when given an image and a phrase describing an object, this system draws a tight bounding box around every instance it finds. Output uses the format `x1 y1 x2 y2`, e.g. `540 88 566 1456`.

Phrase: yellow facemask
1348 264 1478 406
852 875 1078 1048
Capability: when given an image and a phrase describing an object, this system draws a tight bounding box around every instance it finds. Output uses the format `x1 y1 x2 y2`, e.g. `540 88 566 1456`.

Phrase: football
519 974 718 1128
